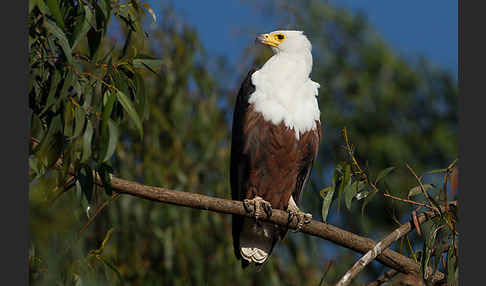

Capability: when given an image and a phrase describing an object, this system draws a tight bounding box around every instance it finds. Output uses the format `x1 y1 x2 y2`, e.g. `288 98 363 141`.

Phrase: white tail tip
239 219 274 264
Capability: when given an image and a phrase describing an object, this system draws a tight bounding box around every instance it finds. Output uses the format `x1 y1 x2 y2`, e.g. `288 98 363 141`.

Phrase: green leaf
111 70 131 98
30 0 49 14
102 119 120 162
433 241 443 273
426 227 440 259
98 163 113 196
30 114 43 146
36 115 64 168
355 190 372 200
320 186 334 223
73 273 82 286
102 0 113 30
40 69 61 115
133 58 162 78
116 90 143 138
45 0 66 31
54 70 75 111
63 101 74 137
408 184 435 198
134 71 148 120
142 3 157 23
94 1 107 29
84 1 111 60
344 181 365 210
76 165 94 202
81 121 93 163
29 157 41 179
420 240 427 282
447 244 457 286
101 91 117 136
319 186 332 199
97 255 123 284
336 163 351 213
375 166 395 183
70 107 86 140
43 19 73 63
71 4 94 49
117 13 137 33
133 58 163 70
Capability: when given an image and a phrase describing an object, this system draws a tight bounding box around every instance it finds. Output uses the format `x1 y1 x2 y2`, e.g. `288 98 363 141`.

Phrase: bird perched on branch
230 30 322 269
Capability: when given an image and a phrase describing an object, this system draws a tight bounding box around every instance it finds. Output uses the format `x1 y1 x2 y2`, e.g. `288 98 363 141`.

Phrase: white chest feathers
248 53 321 139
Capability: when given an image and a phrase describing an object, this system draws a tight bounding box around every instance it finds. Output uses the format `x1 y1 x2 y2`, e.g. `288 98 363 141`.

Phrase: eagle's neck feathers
249 50 320 139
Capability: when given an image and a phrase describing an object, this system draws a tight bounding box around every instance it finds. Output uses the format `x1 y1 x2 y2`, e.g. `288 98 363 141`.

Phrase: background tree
29 0 458 285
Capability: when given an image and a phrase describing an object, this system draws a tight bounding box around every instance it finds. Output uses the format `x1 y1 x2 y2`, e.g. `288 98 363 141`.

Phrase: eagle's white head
250 30 320 139
256 30 312 54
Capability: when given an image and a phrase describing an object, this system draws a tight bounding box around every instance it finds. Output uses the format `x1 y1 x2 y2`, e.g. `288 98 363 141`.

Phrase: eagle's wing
230 68 256 261
292 121 321 206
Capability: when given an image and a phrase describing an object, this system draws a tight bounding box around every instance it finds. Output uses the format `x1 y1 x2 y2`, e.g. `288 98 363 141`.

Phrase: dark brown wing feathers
230 69 256 260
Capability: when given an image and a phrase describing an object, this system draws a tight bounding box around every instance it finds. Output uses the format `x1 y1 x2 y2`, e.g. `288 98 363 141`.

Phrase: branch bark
366 244 451 286
99 175 452 280
335 202 456 286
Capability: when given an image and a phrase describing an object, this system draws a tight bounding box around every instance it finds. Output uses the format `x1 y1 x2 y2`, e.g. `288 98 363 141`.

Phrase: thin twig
335 202 455 286
383 193 434 210
405 163 440 214
442 159 458 213
77 193 120 237
342 128 363 174
319 260 335 286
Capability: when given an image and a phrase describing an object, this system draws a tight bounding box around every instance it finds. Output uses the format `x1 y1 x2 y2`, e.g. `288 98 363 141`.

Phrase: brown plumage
230 69 321 268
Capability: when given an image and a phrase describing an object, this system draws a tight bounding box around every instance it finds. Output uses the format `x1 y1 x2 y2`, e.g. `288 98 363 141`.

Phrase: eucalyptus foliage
29 0 159 198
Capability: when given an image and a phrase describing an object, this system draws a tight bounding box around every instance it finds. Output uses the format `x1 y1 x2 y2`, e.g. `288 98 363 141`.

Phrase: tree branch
335 202 455 286
98 175 453 280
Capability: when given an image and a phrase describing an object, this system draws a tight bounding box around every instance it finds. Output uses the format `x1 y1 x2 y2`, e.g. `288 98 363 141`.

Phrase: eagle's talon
263 203 272 218
243 200 252 214
287 209 312 232
243 196 272 221
303 213 313 224
287 211 294 226
294 215 303 232
253 201 259 219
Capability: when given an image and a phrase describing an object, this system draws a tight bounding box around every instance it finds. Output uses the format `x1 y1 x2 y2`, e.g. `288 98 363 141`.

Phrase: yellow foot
243 196 272 220
287 196 312 231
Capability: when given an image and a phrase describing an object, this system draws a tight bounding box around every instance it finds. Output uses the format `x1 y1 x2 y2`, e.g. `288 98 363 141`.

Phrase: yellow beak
256 33 280 47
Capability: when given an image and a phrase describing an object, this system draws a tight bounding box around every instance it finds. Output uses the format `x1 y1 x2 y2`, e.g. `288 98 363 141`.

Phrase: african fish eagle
230 30 321 269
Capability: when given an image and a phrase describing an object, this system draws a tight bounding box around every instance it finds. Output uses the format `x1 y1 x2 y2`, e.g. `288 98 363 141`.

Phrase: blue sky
149 0 457 77
333 0 458 75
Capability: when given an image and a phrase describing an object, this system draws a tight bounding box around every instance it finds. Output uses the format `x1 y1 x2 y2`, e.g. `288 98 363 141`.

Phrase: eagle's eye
276 34 285 41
